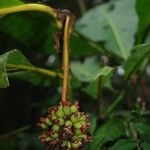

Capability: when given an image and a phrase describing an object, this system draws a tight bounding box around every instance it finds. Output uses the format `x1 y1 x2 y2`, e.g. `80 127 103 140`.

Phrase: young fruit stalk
61 15 71 106
38 9 92 150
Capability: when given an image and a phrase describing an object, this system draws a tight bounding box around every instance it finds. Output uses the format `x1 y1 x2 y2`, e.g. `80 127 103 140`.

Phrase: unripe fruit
65 120 72 126
38 101 91 149
72 135 78 140
70 105 78 113
80 120 86 126
45 118 51 126
52 113 57 120
51 133 58 139
58 118 64 126
41 123 47 129
78 134 86 139
56 109 64 118
63 106 71 115
72 142 79 148
62 141 67 147
75 129 81 135
46 137 52 142
67 141 71 149
70 115 77 123
80 115 86 121
74 122 82 129
52 124 60 132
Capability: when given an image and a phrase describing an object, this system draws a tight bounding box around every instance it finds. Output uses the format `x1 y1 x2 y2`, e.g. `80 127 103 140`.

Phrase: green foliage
88 113 97 135
136 0 150 43
75 0 138 59
0 49 32 87
88 119 126 150
141 143 150 150
71 56 113 82
108 139 138 150
0 0 23 8
123 44 150 79
0 50 59 87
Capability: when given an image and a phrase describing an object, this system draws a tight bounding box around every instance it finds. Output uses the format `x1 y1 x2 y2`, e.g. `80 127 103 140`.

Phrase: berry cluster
37 101 92 150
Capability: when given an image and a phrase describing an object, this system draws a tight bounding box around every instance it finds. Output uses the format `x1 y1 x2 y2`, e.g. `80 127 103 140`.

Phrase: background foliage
0 0 150 150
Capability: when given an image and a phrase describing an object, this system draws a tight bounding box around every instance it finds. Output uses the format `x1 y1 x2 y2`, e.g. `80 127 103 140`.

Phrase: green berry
58 118 64 126
65 120 72 126
51 133 58 139
80 115 86 121
52 113 57 120
72 142 79 148
70 115 77 123
52 124 60 132
80 120 86 125
72 135 78 140
70 105 78 113
74 122 82 129
56 109 64 118
46 137 52 142
67 141 71 149
45 118 51 126
78 134 86 139
62 141 67 147
41 123 47 129
63 106 71 115
75 129 81 135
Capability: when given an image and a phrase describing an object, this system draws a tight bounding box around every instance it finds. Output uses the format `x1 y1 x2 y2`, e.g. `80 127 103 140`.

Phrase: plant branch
105 91 125 114
0 125 31 138
61 15 72 105
0 4 61 28
76 0 87 15
6 64 63 78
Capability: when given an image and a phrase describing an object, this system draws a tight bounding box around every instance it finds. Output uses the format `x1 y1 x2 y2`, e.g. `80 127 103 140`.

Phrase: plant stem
76 0 87 15
0 125 31 138
0 4 61 28
105 91 125 114
61 15 72 105
97 77 102 118
6 64 63 78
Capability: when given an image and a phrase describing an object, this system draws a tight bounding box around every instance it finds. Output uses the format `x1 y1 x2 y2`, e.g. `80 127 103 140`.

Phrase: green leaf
71 56 112 82
141 142 150 150
87 66 113 81
71 56 99 81
132 122 150 135
88 113 97 135
136 0 150 43
8 71 51 87
71 33 102 57
75 0 138 59
81 81 98 99
0 0 23 8
109 139 138 150
0 12 57 54
123 44 150 79
0 50 59 87
0 49 32 66
88 119 125 150
108 139 138 150
0 0 58 54
0 49 32 87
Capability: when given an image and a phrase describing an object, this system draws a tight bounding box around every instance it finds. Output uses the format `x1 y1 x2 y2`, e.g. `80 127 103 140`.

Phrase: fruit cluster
37 101 92 150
